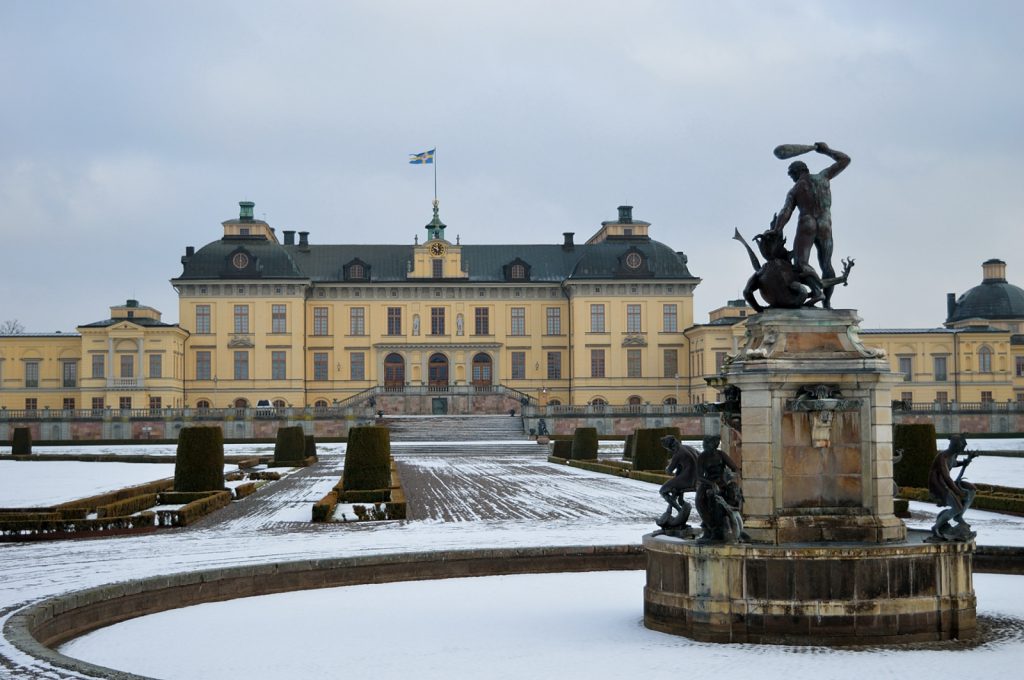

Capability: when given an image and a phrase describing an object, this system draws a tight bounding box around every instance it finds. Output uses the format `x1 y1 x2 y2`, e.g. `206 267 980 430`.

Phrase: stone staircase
380 415 543 455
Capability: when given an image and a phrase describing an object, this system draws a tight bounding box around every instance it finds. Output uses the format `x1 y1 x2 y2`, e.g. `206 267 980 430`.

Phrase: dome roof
946 259 1024 323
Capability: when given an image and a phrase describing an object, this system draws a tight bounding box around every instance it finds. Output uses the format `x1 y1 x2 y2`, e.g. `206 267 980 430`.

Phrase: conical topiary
893 423 937 488
11 427 32 455
570 427 598 460
273 426 307 463
174 426 225 492
342 426 392 491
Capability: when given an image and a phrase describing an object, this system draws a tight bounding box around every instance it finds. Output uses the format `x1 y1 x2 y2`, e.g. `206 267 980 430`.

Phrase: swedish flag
409 148 435 164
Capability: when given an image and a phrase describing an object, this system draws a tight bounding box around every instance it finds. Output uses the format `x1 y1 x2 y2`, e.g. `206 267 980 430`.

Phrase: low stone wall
6 545 643 680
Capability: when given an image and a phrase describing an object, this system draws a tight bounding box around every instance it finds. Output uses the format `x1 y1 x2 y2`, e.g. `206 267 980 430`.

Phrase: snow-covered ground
1 444 1023 679
60 571 1024 680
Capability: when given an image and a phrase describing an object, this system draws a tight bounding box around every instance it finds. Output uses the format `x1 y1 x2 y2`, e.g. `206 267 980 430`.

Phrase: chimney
947 292 957 320
283 230 295 246
617 205 633 223
562 232 575 250
185 246 195 257
298 231 309 247
982 258 1007 282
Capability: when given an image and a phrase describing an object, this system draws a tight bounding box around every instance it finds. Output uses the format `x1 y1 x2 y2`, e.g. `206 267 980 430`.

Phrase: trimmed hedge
893 423 936 488
233 482 257 500
248 471 282 481
622 434 635 460
0 512 155 537
55 478 173 513
304 434 317 458
551 440 573 460
157 490 231 527
632 428 668 471
337 488 391 503
899 485 1024 515
11 427 31 455
570 427 598 460
174 427 225 492
97 494 158 519
274 426 307 463
312 490 339 522
342 426 392 491
568 459 630 477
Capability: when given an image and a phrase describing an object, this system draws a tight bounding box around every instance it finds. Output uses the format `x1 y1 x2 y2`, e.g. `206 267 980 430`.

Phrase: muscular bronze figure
771 142 850 308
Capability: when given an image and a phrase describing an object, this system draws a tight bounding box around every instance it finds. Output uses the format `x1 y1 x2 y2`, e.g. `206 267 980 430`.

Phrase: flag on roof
409 148 435 164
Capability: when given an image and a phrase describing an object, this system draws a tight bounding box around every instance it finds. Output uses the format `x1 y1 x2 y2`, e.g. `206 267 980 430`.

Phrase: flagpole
433 146 438 202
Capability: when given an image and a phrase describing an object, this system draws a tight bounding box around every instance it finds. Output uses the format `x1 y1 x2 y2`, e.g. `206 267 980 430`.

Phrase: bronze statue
694 435 746 542
657 436 698 529
927 433 978 541
770 142 850 308
735 225 853 313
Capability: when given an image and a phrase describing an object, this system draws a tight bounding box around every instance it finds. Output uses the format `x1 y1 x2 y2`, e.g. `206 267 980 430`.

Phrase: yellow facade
0 301 187 412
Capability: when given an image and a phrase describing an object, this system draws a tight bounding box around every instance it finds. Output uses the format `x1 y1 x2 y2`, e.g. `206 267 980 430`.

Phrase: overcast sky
2 1 1022 332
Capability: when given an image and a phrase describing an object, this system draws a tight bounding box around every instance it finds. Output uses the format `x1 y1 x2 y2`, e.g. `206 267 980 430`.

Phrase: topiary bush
622 433 634 460
174 426 225 492
342 426 392 491
304 434 317 458
274 426 307 463
893 423 936 488
570 427 598 460
12 427 32 455
632 428 670 471
552 439 573 459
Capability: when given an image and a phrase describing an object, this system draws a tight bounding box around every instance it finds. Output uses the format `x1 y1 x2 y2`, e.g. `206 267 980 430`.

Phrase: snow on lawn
14 442 349 458
60 570 1024 680
0 461 238 507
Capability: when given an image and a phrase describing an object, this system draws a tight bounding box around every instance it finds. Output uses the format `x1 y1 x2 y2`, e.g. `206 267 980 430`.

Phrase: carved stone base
644 530 976 645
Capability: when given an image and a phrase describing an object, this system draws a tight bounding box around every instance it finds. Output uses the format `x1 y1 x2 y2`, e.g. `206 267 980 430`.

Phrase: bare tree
0 319 26 335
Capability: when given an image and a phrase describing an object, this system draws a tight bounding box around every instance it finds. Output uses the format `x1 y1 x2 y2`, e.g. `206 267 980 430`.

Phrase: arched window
349 263 365 279
547 399 562 406
273 399 286 408
428 353 449 388
314 399 329 409
627 395 643 406
978 346 993 373
590 397 607 412
196 399 211 411
384 353 405 389
510 264 526 280
472 353 492 386
663 396 678 405
233 398 249 408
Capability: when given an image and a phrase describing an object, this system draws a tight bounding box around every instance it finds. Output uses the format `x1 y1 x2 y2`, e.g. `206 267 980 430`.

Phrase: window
510 307 526 336
901 391 913 404
475 308 489 335
62 362 77 388
511 351 526 380
626 304 642 333
590 304 605 332
546 307 561 335
119 396 132 410
663 349 678 378
91 354 105 379
195 399 210 411
195 305 211 334
149 354 162 379
233 351 249 380
934 356 948 382
472 353 492 385
271 304 287 333
715 351 728 372
898 356 912 382
664 397 678 405
591 349 606 378
1017 356 1024 378
510 263 526 280
431 307 446 335
432 259 444 278
981 391 993 403
627 349 642 378
273 399 286 408
978 346 992 373
663 304 678 333
92 397 105 411
313 307 329 336
350 352 365 381
25 398 37 411
313 352 329 381
387 307 402 335
63 398 75 410
272 351 286 380
149 396 162 411
349 263 365 279
314 399 329 409
234 305 249 333
547 352 562 380
936 391 948 403
350 307 366 336
120 354 134 378
25 361 39 388
195 351 212 380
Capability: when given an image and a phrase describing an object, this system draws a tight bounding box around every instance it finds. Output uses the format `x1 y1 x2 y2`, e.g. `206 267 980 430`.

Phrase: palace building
2 201 1022 417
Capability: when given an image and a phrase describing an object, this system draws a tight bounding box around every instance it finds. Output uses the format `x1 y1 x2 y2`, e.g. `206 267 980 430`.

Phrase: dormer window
343 258 371 281
511 264 526 280
350 263 364 279
503 258 531 282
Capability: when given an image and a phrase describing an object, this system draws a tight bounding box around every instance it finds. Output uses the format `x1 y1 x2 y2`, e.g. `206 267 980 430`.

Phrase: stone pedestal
717 308 905 544
643 308 975 643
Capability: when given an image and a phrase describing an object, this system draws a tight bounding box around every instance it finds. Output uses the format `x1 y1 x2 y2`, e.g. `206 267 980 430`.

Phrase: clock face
430 242 446 256
232 252 250 269
625 252 642 270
